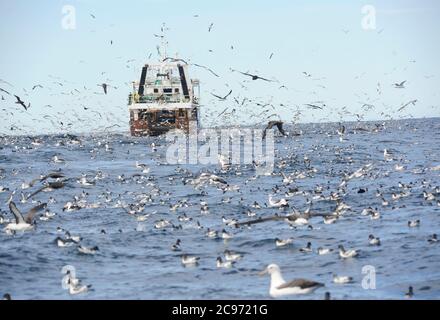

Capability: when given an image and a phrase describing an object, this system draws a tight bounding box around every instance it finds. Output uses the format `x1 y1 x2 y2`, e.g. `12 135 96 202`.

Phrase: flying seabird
262 120 286 139
211 90 232 101
14 95 30 110
231 69 274 82
259 264 324 297
394 80 406 88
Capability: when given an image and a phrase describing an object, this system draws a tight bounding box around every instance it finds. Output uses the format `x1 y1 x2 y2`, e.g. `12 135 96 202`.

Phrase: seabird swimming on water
181 254 200 266
333 275 353 284
338 245 359 258
259 264 324 297
299 242 312 253
408 220 420 227
216 257 234 268
224 250 242 262
78 245 99 255
428 234 438 243
317 247 333 255
171 239 181 251
4 201 46 231
368 234 381 246
275 237 293 247
3 293 11 300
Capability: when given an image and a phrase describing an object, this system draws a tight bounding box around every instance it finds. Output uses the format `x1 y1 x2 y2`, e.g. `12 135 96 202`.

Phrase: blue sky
0 0 439 134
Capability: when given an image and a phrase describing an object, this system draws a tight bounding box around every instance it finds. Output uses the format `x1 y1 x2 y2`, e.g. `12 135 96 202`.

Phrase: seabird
333 275 353 284
394 80 406 88
55 236 76 247
171 239 181 251
4 201 46 231
338 245 359 258
275 238 293 247
408 220 420 227
224 250 242 262
14 95 30 110
231 69 274 82
299 242 312 253
78 245 99 255
428 234 438 243
211 90 232 101
262 121 286 139
216 257 234 268
368 234 381 246
3 293 11 300
181 254 200 266
317 247 333 255
259 264 324 297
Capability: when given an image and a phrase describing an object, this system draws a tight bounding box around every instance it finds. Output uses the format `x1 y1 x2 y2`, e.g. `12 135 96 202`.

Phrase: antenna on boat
157 22 169 62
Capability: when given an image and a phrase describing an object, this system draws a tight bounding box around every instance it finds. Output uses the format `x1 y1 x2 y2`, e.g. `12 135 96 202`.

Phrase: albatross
4 201 47 231
259 264 324 297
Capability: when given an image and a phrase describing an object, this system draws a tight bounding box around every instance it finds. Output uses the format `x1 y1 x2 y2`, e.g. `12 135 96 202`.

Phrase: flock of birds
1 118 439 300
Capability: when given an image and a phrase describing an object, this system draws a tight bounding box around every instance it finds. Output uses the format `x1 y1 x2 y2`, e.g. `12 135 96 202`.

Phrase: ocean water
0 118 439 300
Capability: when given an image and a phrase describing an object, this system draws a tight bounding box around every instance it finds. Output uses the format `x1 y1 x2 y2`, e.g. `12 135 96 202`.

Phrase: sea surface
1 118 440 300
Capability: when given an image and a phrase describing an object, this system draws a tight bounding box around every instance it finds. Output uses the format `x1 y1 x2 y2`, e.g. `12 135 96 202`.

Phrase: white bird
216 257 234 268
259 264 324 297
408 220 420 227
268 195 288 208
333 274 353 284
275 237 293 247
4 201 46 232
338 245 359 258
224 250 242 261
317 247 334 255
368 234 381 246
68 281 92 295
181 254 200 266
78 245 99 255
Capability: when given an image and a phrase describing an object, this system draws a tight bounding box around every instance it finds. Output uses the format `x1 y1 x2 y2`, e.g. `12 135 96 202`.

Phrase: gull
231 69 274 82
338 245 359 258
394 80 406 88
368 234 381 246
216 257 234 268
333 275 353 284
275 238 293 247
259 264 324 297
181 254 200 266
4 201 47 232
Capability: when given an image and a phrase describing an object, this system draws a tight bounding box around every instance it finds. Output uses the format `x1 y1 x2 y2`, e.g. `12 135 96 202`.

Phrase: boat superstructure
128 60 200 136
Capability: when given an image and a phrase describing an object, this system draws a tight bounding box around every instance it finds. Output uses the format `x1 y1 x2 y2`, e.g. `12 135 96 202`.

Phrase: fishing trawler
128 57 200 136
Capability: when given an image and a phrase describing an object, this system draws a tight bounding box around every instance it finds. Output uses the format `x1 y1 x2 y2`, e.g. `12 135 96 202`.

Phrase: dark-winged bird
14 95 30 110
263 121 286 139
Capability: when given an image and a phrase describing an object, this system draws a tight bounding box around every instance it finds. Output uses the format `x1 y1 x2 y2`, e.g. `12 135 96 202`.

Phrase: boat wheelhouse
128 61 200 136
